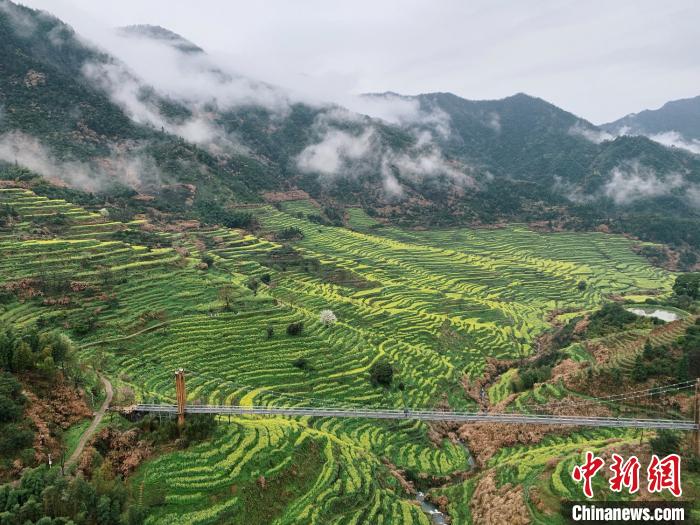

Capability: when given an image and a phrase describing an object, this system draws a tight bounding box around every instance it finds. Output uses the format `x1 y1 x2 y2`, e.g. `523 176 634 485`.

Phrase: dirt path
65 375 113 469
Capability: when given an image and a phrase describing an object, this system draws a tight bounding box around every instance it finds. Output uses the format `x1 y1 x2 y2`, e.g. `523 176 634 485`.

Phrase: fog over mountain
18 0 700 124
4 4 700 525
1 0 699 253
602 96 700 154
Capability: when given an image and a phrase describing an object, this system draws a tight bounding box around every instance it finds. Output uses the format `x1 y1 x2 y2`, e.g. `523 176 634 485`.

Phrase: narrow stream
416 492 448 525
415 439 473 524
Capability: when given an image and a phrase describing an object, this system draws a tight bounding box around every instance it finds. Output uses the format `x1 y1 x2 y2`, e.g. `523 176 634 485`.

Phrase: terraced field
0 191 681 523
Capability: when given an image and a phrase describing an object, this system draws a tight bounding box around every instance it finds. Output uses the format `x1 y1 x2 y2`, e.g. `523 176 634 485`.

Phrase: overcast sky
20 0 700 123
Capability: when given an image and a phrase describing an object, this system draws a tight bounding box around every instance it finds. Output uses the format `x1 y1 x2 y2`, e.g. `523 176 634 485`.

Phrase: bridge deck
133 404 698 431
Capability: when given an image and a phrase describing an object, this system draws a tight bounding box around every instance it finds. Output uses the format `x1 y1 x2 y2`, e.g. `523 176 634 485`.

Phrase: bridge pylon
175 369 186 427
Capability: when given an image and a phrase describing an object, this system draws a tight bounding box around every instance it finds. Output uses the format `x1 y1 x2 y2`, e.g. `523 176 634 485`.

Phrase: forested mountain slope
0 0 699 258
603 95 700 142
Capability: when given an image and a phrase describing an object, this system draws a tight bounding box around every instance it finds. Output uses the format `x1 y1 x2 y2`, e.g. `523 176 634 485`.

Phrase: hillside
0 1 699 261
1 187 699 524
0 1 270 209
603 95 700 143
2 1 700 524
118 25 204 54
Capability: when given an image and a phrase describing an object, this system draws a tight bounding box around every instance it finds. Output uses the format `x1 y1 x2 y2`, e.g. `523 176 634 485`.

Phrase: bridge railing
131 404 698 431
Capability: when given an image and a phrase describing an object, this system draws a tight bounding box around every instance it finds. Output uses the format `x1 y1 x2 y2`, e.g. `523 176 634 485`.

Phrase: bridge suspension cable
131 403 699 431
517 380 696 411
178 369 696 421
127 372 700 434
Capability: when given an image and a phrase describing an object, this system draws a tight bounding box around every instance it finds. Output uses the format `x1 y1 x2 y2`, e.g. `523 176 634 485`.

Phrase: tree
286 322 304 336
679 251 698 270
115 386 136 406
577 280 587 291
610 367 622 383
369 360 393 387
96 495 117 525
246 277 259 296
36 355 57 381
0 372 25 423
98 265 115 287
0 423 33 455
672 273 700 300
260 273 271 285
41 331 74 371
0 326 14 369
266 325 274 339
218 285 235 311
649 430 681 456
276 227 304 240
319 309 337 326
631 355 647 382
0 394 23 423
11 341 33 372
292 357 312 371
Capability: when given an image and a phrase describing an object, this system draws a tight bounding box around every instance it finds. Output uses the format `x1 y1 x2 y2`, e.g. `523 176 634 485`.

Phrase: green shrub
587 303 638 335
195 203 253 229
292 357 313 371
286 322 303 336
201 254 214 268
672 273 700 300
649 430 681 456
277 227 304 240
369 360 393 387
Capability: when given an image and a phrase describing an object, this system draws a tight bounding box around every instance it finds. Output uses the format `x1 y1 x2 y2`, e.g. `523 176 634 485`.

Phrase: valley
0 1 699 523
1 188 698 524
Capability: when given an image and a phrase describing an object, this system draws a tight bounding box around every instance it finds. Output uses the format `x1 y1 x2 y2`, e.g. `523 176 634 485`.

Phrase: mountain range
0 0 699 260
603 95 700 146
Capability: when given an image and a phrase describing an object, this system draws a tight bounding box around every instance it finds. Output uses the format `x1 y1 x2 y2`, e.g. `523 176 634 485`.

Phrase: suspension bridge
130 371 700 439
133 404 698 430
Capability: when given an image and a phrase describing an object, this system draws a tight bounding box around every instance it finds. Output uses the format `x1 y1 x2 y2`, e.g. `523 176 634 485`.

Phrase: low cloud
557 160 700 208
296 111 470 198
349 93 452 139
86 27 291 113
0 131 162 192
296 128 374 176
0 1 40 38
602 161 684 204
77 26 294 154
81 60 249 155
568 122 613 144
383 147 466 183
648 131 700 155
486 112 501 133
553 175 595 204
609 127 700 155
687 185 700 207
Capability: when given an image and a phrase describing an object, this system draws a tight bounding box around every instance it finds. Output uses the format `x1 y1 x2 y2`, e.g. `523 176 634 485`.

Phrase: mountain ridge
0 0 699 259
602 95 700 140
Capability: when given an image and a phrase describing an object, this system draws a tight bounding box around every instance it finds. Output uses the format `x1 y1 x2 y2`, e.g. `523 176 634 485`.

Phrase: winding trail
65 375 113 469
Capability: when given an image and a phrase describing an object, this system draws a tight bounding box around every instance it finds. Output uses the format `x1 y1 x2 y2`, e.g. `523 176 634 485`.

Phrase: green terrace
0 189 682 524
